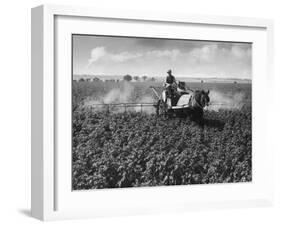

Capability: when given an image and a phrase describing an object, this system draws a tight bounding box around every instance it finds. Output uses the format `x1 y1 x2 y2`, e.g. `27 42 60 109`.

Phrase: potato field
72 80 252 190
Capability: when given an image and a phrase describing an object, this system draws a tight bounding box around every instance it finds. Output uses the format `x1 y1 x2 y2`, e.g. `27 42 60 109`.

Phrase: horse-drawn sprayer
85 81 220 120
150 82 210 119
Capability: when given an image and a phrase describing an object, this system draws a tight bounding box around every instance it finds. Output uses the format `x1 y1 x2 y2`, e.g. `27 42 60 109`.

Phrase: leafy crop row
72 108 252 190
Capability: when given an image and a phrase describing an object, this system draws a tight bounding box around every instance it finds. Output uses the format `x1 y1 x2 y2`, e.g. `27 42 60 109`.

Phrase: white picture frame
31 4 274 221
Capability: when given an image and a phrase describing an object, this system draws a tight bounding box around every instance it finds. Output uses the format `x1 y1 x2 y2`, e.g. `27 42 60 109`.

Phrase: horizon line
73 74 252 81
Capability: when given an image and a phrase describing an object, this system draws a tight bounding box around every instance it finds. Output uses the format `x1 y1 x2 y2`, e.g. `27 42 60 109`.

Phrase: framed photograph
31 4 274 221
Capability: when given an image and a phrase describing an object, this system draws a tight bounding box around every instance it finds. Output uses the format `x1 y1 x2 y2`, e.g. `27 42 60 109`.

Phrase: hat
167 69 172 74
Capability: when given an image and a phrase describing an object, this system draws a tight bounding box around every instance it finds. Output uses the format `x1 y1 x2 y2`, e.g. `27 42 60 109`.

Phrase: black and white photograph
72 34 252 190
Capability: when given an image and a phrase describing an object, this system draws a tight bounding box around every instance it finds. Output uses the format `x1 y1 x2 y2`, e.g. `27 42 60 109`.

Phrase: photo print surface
72 34 252 190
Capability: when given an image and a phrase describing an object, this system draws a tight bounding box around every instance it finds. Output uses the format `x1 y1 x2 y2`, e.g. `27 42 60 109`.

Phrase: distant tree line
123 74 155 82
75 75 156 82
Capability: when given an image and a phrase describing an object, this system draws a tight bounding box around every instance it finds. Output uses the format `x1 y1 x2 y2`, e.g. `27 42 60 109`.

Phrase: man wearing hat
165 69 177 99
166 69 176 85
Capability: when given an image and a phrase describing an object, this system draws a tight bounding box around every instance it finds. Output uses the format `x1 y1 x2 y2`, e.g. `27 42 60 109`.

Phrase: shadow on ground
203 118 225 130
18 209 31 217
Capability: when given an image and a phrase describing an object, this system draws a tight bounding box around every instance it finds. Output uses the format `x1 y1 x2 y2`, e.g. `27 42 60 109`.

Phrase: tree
142 75 147 81
133 76 139 81
123 74 132 82
93 77 100 81
150 77 156 82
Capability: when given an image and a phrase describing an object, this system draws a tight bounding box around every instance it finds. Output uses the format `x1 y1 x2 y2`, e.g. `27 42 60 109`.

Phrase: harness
190 94 204 109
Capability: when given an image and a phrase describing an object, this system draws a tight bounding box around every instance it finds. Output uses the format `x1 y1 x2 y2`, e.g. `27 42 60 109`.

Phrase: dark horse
187 90 210 121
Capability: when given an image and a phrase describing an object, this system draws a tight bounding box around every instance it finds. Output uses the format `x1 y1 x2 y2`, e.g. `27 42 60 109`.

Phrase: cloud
147 49 180 60
110 51 142 62
87 46 107 66
87 47 142 67
84 43 252 78
231 45 251 59
187 44 251 64
87 47 183 67
189 44 219 63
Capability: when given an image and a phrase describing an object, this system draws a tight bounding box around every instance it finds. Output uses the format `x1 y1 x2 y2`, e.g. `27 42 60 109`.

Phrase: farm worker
166 69 176 85
165 69 177 98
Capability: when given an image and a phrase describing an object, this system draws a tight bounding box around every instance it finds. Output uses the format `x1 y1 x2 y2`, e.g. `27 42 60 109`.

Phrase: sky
72 35 252 79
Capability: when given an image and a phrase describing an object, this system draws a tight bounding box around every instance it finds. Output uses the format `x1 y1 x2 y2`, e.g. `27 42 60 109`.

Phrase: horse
188 90 210 121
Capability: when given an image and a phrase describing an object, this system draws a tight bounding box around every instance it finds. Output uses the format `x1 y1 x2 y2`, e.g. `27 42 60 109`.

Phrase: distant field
73 80 251 110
